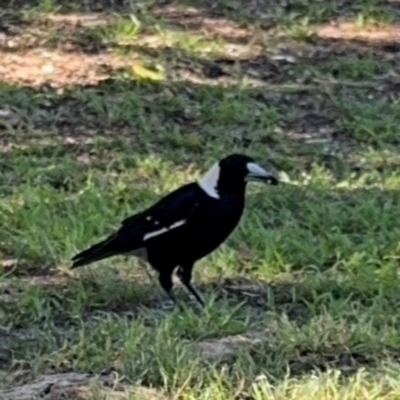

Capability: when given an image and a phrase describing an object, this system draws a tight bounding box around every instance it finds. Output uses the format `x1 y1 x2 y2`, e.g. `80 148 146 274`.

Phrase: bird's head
198 154 280 199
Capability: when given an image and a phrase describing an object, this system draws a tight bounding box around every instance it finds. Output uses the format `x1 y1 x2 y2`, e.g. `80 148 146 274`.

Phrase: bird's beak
246 162 279 185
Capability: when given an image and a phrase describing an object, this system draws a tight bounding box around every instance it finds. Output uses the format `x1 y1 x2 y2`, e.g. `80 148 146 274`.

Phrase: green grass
1 0 400 399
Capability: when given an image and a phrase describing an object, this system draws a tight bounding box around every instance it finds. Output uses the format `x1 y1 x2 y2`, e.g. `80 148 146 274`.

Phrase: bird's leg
158 272 177 305
177 265 205 307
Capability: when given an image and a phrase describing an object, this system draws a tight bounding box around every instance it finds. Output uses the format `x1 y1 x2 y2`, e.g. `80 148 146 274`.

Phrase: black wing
119 182 203 242
71 183 202 268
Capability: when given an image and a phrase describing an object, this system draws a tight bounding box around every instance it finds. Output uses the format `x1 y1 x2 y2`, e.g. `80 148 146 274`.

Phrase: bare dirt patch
45 13 111 28
0 48 128 87
194 329 267 361
317 22 400 46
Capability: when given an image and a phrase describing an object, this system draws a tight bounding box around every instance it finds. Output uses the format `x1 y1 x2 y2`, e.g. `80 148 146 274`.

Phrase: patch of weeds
18 0 61 19
304 54 394 80
275 13 316 41
354 3 395 28
98 14 142 44
335 97 400 144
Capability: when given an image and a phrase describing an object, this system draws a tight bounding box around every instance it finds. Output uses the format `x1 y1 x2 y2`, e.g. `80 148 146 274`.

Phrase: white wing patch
198 162 220 199
144 220 186 241
170 221 186 229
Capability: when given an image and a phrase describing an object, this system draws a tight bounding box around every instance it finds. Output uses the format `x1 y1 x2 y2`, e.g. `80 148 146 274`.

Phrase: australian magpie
71 154 280 307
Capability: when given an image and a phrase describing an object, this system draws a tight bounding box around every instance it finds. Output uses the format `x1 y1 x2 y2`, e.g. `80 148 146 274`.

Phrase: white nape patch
146 216 152 221
247 162 269 178
143 220 186 241
198 162 220 199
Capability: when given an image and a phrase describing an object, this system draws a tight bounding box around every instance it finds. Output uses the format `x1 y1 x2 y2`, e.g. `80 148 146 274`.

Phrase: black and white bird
71 154 280 307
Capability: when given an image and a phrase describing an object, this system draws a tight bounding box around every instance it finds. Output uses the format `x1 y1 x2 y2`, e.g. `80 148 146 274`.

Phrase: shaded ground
1 0 400 399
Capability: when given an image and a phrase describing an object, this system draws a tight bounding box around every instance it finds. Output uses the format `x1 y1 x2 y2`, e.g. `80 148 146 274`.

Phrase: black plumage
71 154 279 307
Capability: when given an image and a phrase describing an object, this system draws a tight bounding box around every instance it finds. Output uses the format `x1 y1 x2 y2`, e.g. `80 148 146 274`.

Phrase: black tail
71 233 119 269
